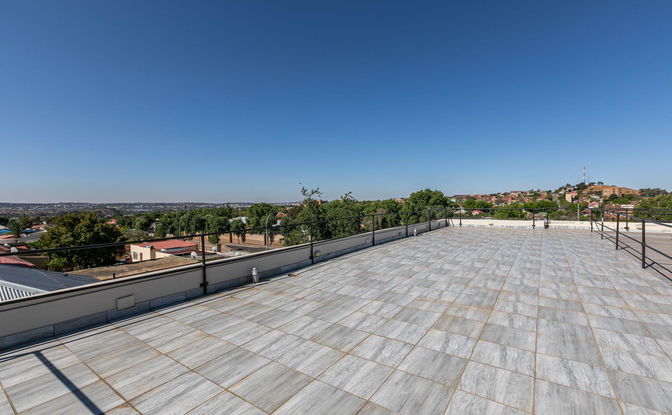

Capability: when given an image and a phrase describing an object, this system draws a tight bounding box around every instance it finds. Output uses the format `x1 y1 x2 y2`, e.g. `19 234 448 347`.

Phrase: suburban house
130 239 199 262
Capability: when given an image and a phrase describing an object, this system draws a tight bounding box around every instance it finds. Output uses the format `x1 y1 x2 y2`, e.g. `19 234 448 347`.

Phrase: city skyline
3 1 672 203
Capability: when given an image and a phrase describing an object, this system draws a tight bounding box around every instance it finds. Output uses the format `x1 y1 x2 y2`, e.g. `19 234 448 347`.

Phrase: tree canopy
37 212 123 271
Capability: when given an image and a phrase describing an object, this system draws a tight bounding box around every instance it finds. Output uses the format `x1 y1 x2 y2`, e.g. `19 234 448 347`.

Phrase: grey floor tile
601 347 672 382
406 298 450 313
81 341 161 378
535 379 620 415
229 362 311 412
196 348 270 388
392 308 441 328
488 311 537 332
445 390 526 415
21 381 123 415
105 405 141 415
536 354 614 397
538 306 589 326
131 372 222 415
398 346 467 386
213 320 271 345
351 335 414 367
274 380 365 415
306 305 355 323
609 368 672 413
458 361 533 412
105 355 189 400
318 355 393 399
277 315 332 339
187 390 264 415
311 324 369 352
471 341 534 376
480 323 536 351
338 311 388 332
276 339 343 376
248 309 302 328
167 335 236 369
446 304 491 321
0 390 13 415
433 315 484 338
242 330 304 360
588 315 651 338
188 313 245 334
357 402 398 415
537 334 603 366
417 329 476 358
619 402 667 415
359 301 403 318
593 329 664 356
370 370 453 415
0 345 80 388
494 299 538 318
4 362 99 413
375 319 428 344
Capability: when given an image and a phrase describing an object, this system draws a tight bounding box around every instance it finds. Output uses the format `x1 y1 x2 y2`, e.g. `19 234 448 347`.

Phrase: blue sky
2 1 671 203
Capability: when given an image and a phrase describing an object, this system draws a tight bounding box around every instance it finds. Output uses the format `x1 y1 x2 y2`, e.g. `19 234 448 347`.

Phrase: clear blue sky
2 1 671 203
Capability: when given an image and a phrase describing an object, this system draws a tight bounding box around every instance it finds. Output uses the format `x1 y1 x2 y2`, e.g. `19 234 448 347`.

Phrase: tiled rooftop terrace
2 227 672 414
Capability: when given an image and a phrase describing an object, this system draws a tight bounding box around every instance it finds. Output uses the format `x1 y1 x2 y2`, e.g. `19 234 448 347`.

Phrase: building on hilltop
584 185 639 198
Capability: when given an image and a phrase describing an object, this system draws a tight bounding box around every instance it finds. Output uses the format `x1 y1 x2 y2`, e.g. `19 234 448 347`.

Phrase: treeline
278 188 455 245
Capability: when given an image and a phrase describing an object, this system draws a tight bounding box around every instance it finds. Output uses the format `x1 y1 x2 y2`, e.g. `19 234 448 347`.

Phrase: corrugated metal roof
0 265 97 292
0 280 44 301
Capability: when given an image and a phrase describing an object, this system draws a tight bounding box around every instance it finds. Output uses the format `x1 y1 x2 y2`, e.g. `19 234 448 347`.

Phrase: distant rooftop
1 228 671 414
133 239 198 250
0 264 97 301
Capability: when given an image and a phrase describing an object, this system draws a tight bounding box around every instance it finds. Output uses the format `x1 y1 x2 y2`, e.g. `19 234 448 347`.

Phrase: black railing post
601 211 605 239
309 223 315 264
428 209 432 231
445 208 449 227
405 214 409 237
200 233 208 295
590 210 593 232
616 214 620 250
641 220 646 269
371 214 376 246
532 209 536 229
459 209 462 227
625 208 630 231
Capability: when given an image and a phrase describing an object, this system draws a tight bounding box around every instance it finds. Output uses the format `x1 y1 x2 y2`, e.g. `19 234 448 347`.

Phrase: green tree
494 203 526 219
247 203 278 230
7 219 24 238
280 187 328 245
635 195 672 221
230 218 246 244
0 216 9 226
37 213 123 271
366 199 403 229
462 199 493 210
133 216 152 231
401 189 453 224
207 216 230 244
323 193 365 238
639 188 669 198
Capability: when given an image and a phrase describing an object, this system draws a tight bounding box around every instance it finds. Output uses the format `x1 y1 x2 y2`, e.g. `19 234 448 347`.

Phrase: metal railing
3 205 672 303
0 208 456 301
590 208 672 280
